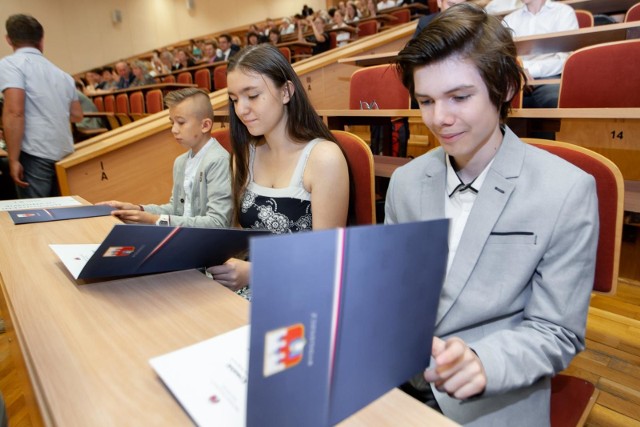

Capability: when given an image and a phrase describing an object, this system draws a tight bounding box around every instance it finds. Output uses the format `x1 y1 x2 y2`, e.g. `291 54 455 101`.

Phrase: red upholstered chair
349 64 410 110
428 0 438 13
559 39 640 108
103 94 116 113
390 8 411 25
278 47 292 63
357 20 378 37
523 139 624 426
625 2 640 21
129 91 145 120
93 96 104 112
331 130 376 225
162 75 176 83
194 68 211 92
145 89 164 114
177 71 193 84
575 10 594 28
213 64 228 90
115 93 130 114
329 32 338 50
210 127 232 153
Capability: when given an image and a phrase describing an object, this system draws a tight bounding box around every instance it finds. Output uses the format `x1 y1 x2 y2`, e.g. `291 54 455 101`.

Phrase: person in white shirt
485 0 523 14
502 0 578 107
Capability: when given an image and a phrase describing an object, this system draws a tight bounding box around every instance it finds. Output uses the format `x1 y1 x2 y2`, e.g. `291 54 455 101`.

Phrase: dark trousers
16 151 60 199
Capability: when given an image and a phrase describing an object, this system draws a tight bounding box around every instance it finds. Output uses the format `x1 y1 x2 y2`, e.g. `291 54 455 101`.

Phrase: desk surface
339 21 640 66
87 83 197 98
0 205 456 426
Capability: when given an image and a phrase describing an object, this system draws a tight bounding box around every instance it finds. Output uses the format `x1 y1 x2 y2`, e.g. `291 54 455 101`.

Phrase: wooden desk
339 21 640 66
87 83 197 98
154 60 227 81
515 21 640 56
318 108 640 185
0 210 458 426
562 0 639 15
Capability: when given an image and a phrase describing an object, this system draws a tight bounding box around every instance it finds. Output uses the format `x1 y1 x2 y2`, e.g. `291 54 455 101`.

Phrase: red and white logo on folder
263 323 306 377
102 246 135 257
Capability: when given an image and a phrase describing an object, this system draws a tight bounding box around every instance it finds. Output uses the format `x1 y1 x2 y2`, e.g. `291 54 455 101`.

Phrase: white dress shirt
503 0 578 78
444 155 494 274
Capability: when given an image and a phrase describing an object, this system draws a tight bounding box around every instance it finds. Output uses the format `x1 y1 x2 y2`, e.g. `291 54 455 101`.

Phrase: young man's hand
424 336 487 400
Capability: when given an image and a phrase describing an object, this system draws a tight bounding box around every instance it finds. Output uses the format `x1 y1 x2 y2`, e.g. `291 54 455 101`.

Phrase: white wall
0 0 325 74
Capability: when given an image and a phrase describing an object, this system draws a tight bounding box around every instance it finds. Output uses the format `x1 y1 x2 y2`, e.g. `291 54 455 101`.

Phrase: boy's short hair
6 14 44 47
165 88 214 121
396 3 525 122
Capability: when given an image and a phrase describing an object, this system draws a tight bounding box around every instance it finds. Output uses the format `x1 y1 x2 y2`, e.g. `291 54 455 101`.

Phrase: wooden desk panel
0 211 457 426
562 0 639 15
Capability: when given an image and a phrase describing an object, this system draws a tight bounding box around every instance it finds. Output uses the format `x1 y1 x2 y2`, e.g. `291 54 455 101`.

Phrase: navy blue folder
76 224 267 279
9 205 115 224
247 219 449 427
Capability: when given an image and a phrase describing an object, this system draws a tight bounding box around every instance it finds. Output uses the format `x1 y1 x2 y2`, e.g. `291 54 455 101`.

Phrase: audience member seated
299 15 330 55
115 61 136 89
99 88 232 228
414 0 467 38
268 28 282 44
214 34 240 61
190 39 203 60
280 16 296 35
174 49 195 70
200 41 218 63
232 35 243 48
329 9 352 47
100 66 118 90
83 68 108 94
207 44 349 300
345 1 360 23
391 4 597 425
503 0 578 108
74 80 103 130
246 31 260 46
131 60 156 86
485 0 523 14
158 51 175 73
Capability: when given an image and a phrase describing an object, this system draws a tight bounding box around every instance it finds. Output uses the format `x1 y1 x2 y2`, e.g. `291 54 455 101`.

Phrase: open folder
150 219 449 427
50 224 267 280
247 219 449 426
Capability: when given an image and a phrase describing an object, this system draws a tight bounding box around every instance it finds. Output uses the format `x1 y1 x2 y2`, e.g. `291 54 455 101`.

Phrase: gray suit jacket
385 127 599 426
144 138 232 228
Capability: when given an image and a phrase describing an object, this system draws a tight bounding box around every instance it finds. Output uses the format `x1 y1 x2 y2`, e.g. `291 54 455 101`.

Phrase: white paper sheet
149 325 249 427
0 196 81 211
49 244 99 279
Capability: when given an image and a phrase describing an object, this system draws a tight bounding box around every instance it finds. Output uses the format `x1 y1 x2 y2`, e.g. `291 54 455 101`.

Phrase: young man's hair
165 88 214 121
218 34 232 44
396 3 525 122
6 14 44 48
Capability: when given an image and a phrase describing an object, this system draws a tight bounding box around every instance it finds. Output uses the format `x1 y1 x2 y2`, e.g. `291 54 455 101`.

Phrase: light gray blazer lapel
435 129 526 325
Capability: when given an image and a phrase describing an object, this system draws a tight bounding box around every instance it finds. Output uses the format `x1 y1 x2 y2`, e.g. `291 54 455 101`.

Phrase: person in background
159 51 175 73
74 80 103 130
268 28 282 45
231 35 243 48
207 44 349 299
329 9 352 47
345 1 360 23
413 0 467 38
101 66 118 90
299 15 330 55
200 41 218 63
131 60 156 86
246 31 260 46
0 14 83 198
190 39 202 60
99 88 232 228
389 4 597 425
174 49 195 70
502 0 578 108
115 61 136 89
214 34 240 62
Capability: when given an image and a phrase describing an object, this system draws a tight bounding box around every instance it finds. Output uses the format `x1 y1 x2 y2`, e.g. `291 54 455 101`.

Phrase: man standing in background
0 14 82 198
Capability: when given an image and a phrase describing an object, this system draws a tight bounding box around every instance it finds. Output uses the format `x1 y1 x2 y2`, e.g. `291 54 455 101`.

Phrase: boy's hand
111 209 159 224
424 336 487 400
97 200 140 211
207 258 250 291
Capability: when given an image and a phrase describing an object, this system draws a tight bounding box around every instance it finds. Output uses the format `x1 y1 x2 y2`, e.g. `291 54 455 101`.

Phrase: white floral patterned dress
236 139 320 299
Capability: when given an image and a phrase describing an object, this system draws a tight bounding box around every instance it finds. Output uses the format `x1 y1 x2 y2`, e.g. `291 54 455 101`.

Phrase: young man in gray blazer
387 4 598 426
